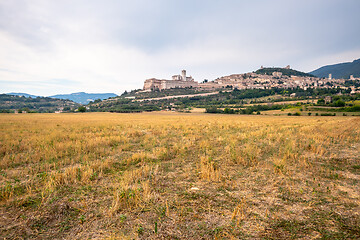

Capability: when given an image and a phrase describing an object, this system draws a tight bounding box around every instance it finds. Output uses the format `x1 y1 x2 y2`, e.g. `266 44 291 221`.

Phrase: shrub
333 100 345 107
205 107 221 113
78 106 86 112
343 105 360 112
317 99 325 105
320 113 334 116
223 108 235 114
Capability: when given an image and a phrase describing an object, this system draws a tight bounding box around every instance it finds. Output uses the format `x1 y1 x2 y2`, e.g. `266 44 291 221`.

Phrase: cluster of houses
210 72 346 90
143 69 359 94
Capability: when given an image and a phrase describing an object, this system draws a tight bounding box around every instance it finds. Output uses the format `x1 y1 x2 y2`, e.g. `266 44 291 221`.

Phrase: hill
0 94 79 113
89 86 356 113
255 67 314 77
309 58 360 79
7 92 39 98
50 92 118 104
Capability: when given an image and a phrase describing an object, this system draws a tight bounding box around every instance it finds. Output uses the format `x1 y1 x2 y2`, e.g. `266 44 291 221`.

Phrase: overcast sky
1 0 360 96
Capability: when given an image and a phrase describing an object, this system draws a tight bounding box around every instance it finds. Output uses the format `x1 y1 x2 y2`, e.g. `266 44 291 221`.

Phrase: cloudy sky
1 0 360 96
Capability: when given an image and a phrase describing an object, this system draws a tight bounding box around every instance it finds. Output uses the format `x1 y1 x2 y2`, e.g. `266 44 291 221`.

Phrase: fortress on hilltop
143 70 199 91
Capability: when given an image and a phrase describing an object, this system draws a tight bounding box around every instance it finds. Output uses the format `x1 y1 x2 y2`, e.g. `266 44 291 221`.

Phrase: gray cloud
1 0 359 95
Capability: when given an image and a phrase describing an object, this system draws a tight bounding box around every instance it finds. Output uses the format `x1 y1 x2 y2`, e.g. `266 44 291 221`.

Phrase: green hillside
88 87 357 113
309 58 360 79
0 94 80 113
255 68 314 77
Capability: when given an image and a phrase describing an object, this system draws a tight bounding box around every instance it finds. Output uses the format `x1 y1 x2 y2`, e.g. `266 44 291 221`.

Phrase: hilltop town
143 67 359 94
3 66 359 114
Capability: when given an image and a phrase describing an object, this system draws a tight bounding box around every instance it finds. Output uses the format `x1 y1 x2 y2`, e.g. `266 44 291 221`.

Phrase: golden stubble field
0 112 359 239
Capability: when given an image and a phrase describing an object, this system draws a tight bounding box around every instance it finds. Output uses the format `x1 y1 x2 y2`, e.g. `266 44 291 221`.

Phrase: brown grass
0 112 359 239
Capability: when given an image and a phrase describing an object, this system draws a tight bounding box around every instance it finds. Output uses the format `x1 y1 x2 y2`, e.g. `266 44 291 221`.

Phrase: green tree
317 98 325 105
334 100 345 107
78 106 86 112
223 108 235 114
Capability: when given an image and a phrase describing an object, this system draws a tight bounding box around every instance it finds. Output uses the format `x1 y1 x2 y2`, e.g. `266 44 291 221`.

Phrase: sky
1 0 360 96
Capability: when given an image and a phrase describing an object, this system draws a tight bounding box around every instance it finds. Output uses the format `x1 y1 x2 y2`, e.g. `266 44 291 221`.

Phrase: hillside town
143 67 359 93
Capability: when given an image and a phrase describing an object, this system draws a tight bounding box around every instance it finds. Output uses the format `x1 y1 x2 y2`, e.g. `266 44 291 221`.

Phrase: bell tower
182 70 186 81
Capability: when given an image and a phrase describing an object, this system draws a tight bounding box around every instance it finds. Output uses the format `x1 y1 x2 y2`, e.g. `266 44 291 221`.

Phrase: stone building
272 72 283 78
143 70 198 91
325 96 332 104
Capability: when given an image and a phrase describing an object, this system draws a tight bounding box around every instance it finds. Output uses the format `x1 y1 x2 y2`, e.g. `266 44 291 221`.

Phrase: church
143 70 199 91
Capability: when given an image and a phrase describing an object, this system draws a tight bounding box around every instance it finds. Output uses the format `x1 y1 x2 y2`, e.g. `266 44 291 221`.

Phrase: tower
182 70 186 81
328 73 332 80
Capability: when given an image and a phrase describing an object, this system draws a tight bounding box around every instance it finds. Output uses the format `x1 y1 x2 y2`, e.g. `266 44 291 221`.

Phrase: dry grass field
0 113 359 239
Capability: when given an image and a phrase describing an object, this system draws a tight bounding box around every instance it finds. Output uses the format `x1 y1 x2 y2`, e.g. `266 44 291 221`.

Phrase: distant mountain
49 92 118 104
255 67 314 77
309 58 360 79
0 94 79 113
7 92 39 98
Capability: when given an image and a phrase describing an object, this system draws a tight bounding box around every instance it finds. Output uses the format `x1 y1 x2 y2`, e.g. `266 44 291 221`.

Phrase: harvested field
0 113 359 239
